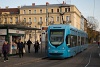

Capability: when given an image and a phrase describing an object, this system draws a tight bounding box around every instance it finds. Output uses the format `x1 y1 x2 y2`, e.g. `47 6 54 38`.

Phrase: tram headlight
68 50 70 52
62 47 65 50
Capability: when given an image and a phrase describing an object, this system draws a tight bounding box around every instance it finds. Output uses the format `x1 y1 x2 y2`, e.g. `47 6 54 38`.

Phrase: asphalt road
10 44 100 67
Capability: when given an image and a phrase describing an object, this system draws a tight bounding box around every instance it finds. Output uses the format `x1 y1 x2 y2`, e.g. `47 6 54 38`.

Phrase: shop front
0 29 25 54
0 24 40 55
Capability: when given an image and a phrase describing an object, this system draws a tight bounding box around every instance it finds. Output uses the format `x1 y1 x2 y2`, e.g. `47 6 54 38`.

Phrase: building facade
0 7 20 24
0 2 86 42
20 2 82 42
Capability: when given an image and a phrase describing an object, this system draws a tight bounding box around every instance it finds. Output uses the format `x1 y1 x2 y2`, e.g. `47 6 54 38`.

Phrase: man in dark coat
17 40 24 58
2 41 10 62
34 40 40 53
27 39 32 53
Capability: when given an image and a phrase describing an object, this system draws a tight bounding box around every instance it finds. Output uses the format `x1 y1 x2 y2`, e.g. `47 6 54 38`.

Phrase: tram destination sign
51 32 63 35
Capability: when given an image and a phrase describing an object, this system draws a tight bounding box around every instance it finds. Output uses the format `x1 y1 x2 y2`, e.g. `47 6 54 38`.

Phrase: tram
47 24 88 58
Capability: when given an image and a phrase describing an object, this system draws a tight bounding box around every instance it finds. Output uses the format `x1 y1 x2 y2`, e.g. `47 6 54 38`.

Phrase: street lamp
38 21 43 53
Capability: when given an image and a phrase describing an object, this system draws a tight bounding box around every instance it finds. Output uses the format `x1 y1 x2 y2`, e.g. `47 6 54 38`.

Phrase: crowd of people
1 39 40 62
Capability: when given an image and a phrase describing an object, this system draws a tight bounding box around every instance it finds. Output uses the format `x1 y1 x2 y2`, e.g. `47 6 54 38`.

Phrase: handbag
23 48 26 53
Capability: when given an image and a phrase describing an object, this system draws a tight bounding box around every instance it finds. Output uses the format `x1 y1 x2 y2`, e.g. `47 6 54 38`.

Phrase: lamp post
46 2 49 26
38 21 43 53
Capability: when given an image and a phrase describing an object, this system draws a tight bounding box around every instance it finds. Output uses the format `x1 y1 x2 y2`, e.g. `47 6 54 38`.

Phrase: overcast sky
0 0 100 30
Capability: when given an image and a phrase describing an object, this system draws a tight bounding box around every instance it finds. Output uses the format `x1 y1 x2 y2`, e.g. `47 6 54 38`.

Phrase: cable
93 0 95 17
56 0 61 4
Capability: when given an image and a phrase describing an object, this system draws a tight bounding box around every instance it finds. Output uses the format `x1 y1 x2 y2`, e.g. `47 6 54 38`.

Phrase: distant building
0 7 20 24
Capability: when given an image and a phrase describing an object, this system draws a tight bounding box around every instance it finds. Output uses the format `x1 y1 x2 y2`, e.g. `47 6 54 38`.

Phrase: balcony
4 22 7 24
38 21 43 25
63 20 71 24
10 22 13 24
49 21 54 25
15 22 20 25
27 22 32 25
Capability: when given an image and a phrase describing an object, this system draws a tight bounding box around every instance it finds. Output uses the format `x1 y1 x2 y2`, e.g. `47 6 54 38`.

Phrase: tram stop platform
0 45 47 67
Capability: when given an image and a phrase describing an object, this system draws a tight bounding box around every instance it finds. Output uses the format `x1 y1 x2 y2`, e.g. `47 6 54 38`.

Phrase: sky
0 0 100 30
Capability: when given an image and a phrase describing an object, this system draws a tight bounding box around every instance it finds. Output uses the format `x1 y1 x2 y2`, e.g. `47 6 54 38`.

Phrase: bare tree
87 16 99 30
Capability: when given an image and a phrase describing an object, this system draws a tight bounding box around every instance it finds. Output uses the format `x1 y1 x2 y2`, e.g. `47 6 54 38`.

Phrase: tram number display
51 32 63 35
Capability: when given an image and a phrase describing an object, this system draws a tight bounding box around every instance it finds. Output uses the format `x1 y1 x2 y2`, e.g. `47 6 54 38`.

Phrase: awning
0 24 41 30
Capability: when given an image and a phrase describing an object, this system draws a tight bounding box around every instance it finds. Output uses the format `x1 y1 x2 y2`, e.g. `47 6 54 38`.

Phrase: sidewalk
0 45 47 67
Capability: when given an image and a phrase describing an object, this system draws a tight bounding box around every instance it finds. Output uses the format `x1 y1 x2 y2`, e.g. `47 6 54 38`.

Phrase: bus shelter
0 24 40 54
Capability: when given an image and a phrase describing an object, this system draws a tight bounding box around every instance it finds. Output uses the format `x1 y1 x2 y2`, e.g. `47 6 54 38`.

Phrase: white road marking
85 52 92 67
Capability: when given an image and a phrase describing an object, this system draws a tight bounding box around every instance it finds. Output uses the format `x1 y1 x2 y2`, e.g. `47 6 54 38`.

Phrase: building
0 6 20 24
0 2 86 43
20 2 82 41
0 7 40 54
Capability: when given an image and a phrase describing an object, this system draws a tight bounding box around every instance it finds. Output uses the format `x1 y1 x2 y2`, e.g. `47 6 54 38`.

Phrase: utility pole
46 2 49 26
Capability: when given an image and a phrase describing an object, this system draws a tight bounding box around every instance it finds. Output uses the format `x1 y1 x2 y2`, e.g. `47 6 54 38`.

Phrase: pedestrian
17 39 24 58
34 40 40 53
27 39 32 53
2 41 10 62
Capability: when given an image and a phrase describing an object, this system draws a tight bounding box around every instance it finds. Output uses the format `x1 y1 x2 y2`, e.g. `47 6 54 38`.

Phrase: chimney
18 6 20 8
6 6 9 9
63 1 65 4
32 3 35 6
46 2 49 5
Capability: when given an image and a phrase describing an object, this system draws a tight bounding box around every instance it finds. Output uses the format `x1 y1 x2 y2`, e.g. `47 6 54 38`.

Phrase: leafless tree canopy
87 16 99 30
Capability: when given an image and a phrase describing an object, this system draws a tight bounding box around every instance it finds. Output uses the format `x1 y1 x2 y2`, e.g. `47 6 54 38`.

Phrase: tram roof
0 24 41 30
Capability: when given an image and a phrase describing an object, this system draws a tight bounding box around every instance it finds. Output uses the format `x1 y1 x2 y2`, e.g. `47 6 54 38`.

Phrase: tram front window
50 29 64 46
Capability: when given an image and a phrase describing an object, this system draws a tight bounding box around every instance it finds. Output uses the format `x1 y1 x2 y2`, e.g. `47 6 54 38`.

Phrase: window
56 16 59 22
24 18 26 22
4 18 7 22
57 8 59 12
40 17 42 22
10 17 12 22
29 10 31 14
40 9 42 13
50 29 64 46
23 10 26 14
29 34 31 38
34 17 36 22
66 16 70 22
81 37 84 45
15 17 18 22
66 35 77 48
78 36 81 46
65 7 70 12
29 18 31 22
34 10 36 13
51 9 53 13
66 35 70 46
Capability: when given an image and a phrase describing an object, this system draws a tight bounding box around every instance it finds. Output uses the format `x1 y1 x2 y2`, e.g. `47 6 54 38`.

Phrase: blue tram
47 24 88 58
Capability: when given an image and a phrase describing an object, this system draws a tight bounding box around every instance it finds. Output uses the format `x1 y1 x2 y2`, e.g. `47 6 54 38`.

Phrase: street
0 44 99 67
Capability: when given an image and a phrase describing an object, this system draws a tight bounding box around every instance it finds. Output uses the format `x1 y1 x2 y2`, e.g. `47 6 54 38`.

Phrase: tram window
81 37 84 45
86 38 88 44
66 36 68 44
78 36 81 46
66 35 71 47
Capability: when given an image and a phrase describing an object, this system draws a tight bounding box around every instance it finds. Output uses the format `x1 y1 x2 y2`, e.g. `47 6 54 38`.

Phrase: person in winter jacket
27 39 32 53
2 41 10 62
17 39 24 58
34 40 40 53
